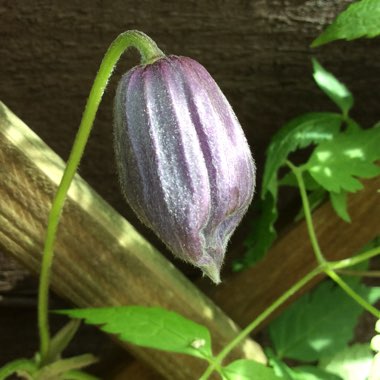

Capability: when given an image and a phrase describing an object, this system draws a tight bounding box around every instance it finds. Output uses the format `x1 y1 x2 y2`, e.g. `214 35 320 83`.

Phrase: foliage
312 0 380 47
2 4 380 380
58 307 212 360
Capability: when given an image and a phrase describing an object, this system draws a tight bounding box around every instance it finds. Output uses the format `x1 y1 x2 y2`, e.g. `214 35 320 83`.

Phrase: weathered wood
206 176 380 328
112 176 380 378
2 0 380 245
0 102 266 378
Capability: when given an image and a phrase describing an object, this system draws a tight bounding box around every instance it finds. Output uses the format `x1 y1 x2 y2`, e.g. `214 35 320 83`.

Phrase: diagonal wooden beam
206 175 380 328
0 101 266 379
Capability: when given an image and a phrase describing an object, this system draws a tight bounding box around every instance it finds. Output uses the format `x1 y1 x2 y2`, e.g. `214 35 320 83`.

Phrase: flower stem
286 160 326 265
37 30 165 364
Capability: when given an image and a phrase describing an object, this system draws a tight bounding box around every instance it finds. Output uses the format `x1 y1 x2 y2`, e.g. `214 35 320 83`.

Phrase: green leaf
312 0 380 47
262 112 342 195
305 127 380 193
235 193 277 269
312 59 353 116
221 359 283 380
35 354 98 378
0 359 37 379
267 352 341 380
268 280 380 362
330 191 351 222
46 319 81 363
319 344 374 380
63 370 100 380
237 112 342 269
58 306 212 359
290 366 342 380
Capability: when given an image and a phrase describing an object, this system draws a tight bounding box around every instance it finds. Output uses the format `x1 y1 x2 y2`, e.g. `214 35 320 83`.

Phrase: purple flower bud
114 55 255 283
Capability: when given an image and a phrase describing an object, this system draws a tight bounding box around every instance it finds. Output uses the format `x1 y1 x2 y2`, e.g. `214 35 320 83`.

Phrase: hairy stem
38 30 164 363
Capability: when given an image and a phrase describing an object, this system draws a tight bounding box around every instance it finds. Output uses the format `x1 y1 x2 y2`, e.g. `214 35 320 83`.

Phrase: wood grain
0 102 266 379
206 176 380 328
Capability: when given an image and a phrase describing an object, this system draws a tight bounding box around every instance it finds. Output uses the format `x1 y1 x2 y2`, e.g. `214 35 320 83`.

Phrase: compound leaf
269 280 380 362
319 344 374 380
312 0 380 47
262 112 342 196
59 306 212 359
305 126 380 193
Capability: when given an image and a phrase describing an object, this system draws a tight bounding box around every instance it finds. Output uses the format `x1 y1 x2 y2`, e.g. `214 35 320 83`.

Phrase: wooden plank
113 175 380 379
0 102 266 379
206 176 380 328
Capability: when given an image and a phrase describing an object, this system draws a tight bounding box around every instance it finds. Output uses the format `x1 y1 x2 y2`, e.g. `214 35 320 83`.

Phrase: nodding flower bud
114 55 255 283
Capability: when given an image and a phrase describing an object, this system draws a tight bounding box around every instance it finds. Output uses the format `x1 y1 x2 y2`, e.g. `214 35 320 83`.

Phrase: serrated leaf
262 112 342 195
58 307 212 359
319 344 374 380
221 359 283 380
235 193 277 269
237 113 342 269
312 0 380 47
269 280 380 362
312 59 353 116
330 191 351 222
305 127 380 193
267 352 341 380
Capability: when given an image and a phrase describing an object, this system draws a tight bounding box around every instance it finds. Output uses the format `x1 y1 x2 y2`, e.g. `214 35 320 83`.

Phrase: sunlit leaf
262 113 342 195
267 352 341 380
312 59 353 116
237 113 342 269
312 0 380 47
319 344 374 380
330 191 351 222
221 359 282 380
269 280 380 361
290 366 342 380
58 307 212 359
305 127 380 193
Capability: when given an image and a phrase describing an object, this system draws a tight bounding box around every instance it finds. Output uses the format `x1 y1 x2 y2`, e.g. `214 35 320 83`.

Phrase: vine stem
37 30 165 364
285 160 326 265
199 266 323 380
326 268 380 318
200 162 380 379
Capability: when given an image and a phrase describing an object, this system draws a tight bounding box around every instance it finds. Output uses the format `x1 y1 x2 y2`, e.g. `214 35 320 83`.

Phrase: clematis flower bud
114 55 255 283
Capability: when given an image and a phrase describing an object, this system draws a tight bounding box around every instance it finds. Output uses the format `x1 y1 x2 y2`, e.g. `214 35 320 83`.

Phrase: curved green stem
330 245 380 270
199 266 323 379
286 160 326 265
326 268 380 318
37 30 165 363
335 269 380 278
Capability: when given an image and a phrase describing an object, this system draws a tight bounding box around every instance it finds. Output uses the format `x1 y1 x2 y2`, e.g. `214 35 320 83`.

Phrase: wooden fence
1 101 379 378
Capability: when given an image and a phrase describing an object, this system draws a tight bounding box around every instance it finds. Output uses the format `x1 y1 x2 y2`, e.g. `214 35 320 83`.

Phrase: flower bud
114 55 255 283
